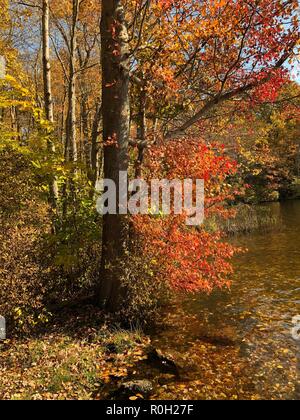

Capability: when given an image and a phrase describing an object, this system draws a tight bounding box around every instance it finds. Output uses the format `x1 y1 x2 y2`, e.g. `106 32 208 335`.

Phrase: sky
289 62 300 85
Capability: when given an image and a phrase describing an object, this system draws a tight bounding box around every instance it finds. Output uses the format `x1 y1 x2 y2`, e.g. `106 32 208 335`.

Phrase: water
148 201 300 400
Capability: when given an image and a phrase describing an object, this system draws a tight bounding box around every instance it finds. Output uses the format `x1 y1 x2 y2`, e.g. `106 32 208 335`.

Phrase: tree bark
90 100 102 187
81 89 90 166
42 0 54 124
65 0 79 163
42 0 59 213
135 87 147 178
98 0 130 311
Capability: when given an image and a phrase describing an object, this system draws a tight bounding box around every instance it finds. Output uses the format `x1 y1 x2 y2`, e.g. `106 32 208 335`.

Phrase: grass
205 204 281 236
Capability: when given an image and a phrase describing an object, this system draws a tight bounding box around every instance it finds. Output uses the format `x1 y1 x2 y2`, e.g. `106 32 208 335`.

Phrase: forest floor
0 306 150 400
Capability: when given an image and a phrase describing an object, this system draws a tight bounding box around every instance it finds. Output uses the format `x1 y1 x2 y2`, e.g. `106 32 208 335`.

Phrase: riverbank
220 203 281 235
0 304 262 400
0 306 150 400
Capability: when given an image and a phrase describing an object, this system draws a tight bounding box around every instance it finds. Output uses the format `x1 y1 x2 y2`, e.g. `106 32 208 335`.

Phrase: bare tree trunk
81 89 90 167
135 87 147 178
152 117 158 144
98 0 130 311
89 100 101 187
62 0 79 219
65 0 79 163
42 0 54 124
10 106 18 138
59 87 67 143
0 108 5 123
42 0 59 212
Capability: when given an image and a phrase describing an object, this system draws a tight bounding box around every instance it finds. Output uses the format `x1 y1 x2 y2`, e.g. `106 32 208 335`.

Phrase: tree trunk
89 100 101 187
42 0 54 124
65 0 79 163
77 46 91 168
135 87 147 178
42 0 59 212
81 89 90 166
98 0 130 311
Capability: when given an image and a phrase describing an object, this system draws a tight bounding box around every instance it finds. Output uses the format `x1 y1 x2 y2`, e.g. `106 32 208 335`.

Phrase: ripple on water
150 201 300 400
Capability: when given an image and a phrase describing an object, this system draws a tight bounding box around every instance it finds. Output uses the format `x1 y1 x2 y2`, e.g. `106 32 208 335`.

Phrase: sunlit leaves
133 140 240 293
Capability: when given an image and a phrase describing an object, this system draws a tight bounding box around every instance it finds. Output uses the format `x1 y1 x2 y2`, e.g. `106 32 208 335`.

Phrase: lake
149 200 300 400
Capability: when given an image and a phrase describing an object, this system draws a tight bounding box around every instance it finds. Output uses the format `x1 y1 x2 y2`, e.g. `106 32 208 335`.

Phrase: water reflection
151 201 300 400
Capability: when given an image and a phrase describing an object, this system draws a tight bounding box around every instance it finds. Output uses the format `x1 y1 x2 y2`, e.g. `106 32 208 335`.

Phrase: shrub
0 146 101 333
0 147 49 332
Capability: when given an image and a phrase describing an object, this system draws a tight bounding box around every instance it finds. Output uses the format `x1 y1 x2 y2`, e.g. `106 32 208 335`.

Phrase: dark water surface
149 201 300 400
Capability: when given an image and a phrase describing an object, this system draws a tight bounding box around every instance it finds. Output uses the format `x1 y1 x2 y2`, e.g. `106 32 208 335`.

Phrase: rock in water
146 347 180 377
115 380 153 399
199 334 238 347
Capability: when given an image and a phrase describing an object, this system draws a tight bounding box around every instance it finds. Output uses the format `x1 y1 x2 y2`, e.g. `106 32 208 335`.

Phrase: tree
64 0 79 163
98 0 130 310
42 0 59 212
128 0 299 141
133 139 239 293
42 0 54 124
2 0 299 316
97 0 299 310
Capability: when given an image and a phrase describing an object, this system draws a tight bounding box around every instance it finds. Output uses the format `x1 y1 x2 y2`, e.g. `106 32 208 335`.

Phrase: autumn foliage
0 0 299 322
133 140 239 293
